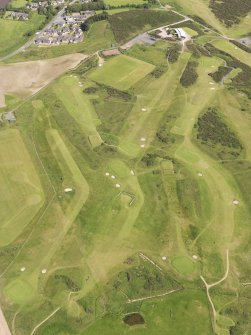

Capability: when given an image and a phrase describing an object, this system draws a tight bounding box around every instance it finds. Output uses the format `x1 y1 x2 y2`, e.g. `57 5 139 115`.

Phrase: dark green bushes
180 60 198 87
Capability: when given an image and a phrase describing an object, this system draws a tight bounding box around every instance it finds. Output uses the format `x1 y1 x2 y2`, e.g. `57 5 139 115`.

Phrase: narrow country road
0 306 11 335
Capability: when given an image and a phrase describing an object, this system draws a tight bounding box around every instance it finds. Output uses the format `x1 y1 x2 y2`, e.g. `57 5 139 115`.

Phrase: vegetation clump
209 66 232 83
209 0 251 27
195 107 243 159
123 313 145 326
167 44 181 63
180 60 198 87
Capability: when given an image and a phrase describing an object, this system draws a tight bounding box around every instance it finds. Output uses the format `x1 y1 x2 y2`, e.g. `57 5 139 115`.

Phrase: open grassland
10 0 26 7
0 6 251 334
0 129 44 246
0 14 45 58
88 55 155 90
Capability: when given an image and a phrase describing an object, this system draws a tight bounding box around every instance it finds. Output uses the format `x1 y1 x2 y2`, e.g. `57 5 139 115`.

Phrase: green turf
0 13 45 58
0 129 44 246
1 6 251 333
104 0 144 5
88 55 155 91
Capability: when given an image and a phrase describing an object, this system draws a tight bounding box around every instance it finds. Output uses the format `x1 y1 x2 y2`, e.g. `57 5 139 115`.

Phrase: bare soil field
0 53 87 107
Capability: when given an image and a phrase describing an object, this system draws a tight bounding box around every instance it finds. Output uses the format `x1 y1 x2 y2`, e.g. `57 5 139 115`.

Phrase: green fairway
212 39 251 67
0 129 44 246
89 55 155 91
53 76 103 147
1 2 251 334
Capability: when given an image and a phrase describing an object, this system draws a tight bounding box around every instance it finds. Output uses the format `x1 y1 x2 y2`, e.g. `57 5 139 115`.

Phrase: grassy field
88 55 155 90
0 13 45 58
104 0 145 5
0 2 251 335
0 129 44 247
10 0 26 7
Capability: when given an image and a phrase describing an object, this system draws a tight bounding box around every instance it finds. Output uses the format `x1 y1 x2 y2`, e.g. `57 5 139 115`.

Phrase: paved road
0 306 11 335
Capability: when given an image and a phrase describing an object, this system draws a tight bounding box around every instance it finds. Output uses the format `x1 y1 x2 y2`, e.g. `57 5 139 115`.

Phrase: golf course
0 0 250 334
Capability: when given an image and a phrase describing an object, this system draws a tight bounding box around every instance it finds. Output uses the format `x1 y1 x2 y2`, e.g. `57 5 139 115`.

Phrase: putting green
172 256 195 274
0 129 44 246
88 55 155 91
4 278 36 305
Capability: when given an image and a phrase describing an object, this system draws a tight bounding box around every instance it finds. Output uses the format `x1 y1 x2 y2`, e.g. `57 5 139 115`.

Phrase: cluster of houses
34 10 94 46
34 22 83 45
26 0 64 10
11 11 29 20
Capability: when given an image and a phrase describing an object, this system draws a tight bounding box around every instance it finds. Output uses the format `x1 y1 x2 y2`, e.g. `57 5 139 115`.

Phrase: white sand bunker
197 172 203 177
140 137 146 142
162 256 167 261
233 200 239 205
64 188 73 193
111 175 116 179
115 184 121 188
41 269 47 274
211 87 216 90
141 108 146 112
20 267 26 272
131 170 135 176
192 255 198 260
140 144 145 148
105 172 110 176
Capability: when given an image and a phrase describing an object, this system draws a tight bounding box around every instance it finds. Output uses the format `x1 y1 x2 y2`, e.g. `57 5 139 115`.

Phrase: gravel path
0 306 11 335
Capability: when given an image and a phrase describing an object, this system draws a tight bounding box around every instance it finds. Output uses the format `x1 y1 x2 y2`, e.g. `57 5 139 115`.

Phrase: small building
3 111 16 122
174 28 187 39
11 11 29 20
102 49 120 57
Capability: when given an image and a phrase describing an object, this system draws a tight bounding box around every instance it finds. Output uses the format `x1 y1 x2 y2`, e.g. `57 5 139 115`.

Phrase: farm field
0 1 251 335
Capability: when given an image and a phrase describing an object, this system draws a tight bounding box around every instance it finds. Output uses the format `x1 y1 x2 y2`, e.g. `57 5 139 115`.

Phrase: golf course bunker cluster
0 0 251 334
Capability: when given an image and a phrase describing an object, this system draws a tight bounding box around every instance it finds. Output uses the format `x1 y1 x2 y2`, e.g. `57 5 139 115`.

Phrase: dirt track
0 53 87 107
0 307 11 335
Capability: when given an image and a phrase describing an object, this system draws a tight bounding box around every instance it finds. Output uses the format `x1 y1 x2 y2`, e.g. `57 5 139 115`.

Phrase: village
34 10 94 45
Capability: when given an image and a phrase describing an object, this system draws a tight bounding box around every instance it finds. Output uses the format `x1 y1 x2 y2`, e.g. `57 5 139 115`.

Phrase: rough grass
109 9 182 44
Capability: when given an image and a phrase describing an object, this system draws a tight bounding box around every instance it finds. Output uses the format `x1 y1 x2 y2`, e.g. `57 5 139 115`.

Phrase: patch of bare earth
0 53 87 107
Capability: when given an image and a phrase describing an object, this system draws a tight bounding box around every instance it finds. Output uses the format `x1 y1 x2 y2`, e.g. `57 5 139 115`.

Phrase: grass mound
109 9 182 43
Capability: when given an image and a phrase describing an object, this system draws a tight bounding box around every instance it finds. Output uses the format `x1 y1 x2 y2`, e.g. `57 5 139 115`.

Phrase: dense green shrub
180 60 198 87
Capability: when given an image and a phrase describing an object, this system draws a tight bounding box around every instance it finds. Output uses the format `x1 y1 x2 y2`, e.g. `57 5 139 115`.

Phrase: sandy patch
233 200 239 205
0 53 87 106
